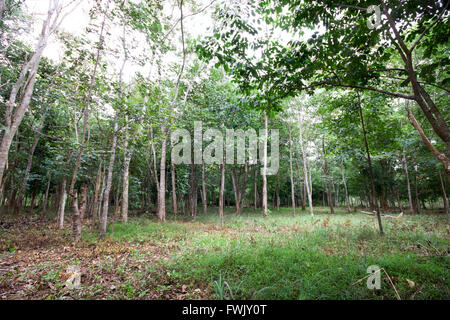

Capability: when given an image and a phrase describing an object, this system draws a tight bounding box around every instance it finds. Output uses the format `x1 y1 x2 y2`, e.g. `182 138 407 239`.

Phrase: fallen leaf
406 278 415 288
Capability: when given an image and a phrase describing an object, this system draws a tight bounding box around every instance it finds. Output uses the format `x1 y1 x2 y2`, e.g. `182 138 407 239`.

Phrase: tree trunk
91 162 102 227
438 169 449 215
414 168 420 214
42 177 51 216
262 112 268 216
239 163 249 215
190 164 198 218
170 139 178 216
97 168 106 227
150 127 160 213
218 159 225 227
58 179 67 229
253 165 258 212
100 118 118 238
298 110 314 216
79 183 88 219
322 140 335 215
157 127 167 222
122 122 131 223
276 174 280 211
340 160 351 213
147 163 152 215
201 160 207 215
357 92 383 235
231 167 241 215
72 191 82 241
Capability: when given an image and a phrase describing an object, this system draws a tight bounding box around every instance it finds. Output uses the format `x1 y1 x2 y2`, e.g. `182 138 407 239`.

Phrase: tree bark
414 168 420 214
122 127 131 223
298 111 313 216
438 169 449 215
218 157 225 227
288 124 296 215
401 152 415 214
262 112 268 216
340 160 351 213
170 139 178 216
189 164 198 218
79 183 88 219
42 177 51 216
253 165 258 212
157 127 167 222
91 162 102 227
231 167 241 215
322 139 335 214
100 118 118 238
201 160 207 215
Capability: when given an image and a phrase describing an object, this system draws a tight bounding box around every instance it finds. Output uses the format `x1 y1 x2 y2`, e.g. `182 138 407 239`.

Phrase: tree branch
285 80 415 100
410 0 449 52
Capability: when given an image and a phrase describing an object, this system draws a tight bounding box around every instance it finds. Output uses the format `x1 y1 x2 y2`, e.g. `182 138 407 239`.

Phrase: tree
198 0 450 177
0 0 79 190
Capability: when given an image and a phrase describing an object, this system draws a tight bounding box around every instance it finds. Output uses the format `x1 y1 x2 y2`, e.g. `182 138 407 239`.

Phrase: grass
0 206 448 300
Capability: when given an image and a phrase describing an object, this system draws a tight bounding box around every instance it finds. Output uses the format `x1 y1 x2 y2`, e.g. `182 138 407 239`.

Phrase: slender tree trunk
42 177 51 216
333 176 338 208
276 174 280 210
239 163 249 215
262 112 268 216
91 162 102 227
218 158 225 227
170 139 178 216
189 164 198 218
231 167 240 215
438 169 449 214
295 161 306 210
147 163 152 214
288 125 296 215
414 169 420 214
97 168 106 227
122 134 131 223
253 165 257 212
71 191 82 241
79 183 88 219
340 160 351 213
150 127 159 213
58 178 66 229
357 92 383 235
322 140 335 214
157 128 167 222
402 152 416 214
100 118 118 238
396 187 403 212
298 111 313 216
201 160 207 215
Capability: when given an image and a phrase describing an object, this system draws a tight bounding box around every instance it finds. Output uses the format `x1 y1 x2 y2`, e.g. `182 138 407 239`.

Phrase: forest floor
0 207 448 300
